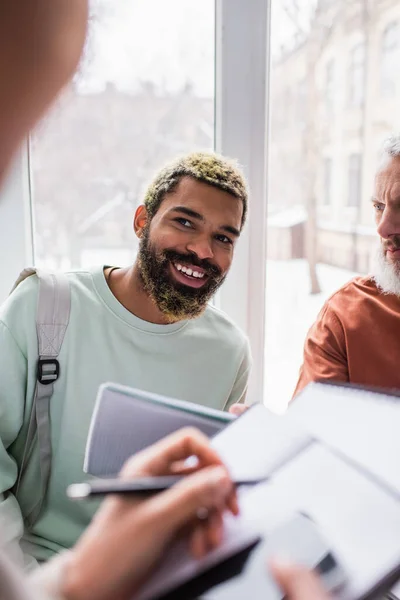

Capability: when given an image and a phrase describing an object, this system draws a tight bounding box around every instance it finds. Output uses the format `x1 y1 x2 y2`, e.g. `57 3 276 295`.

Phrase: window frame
0 140 34 301
214 0 270 404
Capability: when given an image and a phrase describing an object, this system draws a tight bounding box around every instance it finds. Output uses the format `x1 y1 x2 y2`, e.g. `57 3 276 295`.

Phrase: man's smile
169 261 210 289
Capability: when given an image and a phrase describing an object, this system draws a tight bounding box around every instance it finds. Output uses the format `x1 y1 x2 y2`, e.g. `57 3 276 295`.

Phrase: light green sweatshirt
0 267 251 568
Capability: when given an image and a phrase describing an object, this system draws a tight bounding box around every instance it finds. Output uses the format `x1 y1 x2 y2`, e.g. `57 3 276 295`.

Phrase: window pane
325 59 335 115
265 1 400 412
348 153 362 207
31 0 215 269
381 21 399 97
323 158 332 206
348 43 365 106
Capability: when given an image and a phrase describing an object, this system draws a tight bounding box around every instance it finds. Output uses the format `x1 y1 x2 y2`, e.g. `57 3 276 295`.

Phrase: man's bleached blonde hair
143 151 248 228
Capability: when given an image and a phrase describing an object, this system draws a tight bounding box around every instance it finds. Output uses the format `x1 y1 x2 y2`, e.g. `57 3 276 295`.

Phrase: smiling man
293 134 400 397
0 151 251 567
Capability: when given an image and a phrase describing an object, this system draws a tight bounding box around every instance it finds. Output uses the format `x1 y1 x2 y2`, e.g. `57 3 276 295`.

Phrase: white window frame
215 0 270 404
0 0 271 405
0 141 34 300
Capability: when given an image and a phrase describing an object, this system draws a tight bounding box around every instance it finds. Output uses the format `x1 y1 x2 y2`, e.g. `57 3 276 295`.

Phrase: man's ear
134 205 149 238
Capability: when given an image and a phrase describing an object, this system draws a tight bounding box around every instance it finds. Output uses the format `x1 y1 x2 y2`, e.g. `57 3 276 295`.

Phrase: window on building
325 59 335 115
381 21 399 97
348 153 362 207
323 158 332 205
348 43 365 107
296 78 307 129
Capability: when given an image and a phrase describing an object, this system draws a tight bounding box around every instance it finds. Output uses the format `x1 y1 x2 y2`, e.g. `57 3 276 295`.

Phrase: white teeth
174 263 205 279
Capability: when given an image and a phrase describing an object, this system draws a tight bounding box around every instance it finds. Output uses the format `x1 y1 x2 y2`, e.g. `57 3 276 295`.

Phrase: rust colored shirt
294 276 400 397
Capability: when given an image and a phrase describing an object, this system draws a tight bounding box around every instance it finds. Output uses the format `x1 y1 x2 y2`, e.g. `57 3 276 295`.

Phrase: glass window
31 0 215 269
381 21 399 97
265 1 398 412
347 153 362 207
348 43 365 107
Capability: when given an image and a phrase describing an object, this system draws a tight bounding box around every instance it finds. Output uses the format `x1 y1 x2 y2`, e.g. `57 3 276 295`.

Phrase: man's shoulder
324 275 381 313
198 303 249 348
1 267 99 319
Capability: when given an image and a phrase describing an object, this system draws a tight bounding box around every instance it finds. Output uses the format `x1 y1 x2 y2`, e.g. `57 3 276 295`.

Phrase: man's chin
385 252 400 270
372 247 400 296
154 278 215 321
160 302 208 323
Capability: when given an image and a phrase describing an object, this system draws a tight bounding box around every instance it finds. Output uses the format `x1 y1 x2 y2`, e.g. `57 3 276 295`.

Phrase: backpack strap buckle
37 358 60 385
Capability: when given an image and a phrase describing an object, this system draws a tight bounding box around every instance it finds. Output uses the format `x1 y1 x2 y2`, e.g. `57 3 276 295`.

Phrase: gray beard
371 245 400 297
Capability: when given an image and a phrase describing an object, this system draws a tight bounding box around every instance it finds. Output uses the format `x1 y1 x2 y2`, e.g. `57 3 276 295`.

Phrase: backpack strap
12 269 71 528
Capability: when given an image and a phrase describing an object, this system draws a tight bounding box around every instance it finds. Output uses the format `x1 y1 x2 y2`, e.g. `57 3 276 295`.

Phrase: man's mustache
163 250 222 278
384 236 400 252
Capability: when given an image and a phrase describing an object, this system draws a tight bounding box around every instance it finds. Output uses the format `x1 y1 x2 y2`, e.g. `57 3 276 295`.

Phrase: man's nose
377 208 400 240
186 235 214 261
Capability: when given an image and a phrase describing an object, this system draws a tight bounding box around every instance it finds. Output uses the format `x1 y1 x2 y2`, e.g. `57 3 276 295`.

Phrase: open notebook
84 381 400 599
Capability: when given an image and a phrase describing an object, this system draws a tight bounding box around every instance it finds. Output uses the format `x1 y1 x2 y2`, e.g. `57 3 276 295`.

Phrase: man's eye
216 234 233 245
373 203 384 212
175 218 192 228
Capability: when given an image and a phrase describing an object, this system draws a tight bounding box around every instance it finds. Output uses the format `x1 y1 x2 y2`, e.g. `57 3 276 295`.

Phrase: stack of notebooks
83 381 400 600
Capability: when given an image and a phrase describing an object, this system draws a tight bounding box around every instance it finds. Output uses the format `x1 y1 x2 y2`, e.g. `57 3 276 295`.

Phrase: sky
79 0 316 96
80 0 216 95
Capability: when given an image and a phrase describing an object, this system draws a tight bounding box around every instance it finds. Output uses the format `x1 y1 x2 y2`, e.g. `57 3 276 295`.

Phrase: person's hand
269 559 332 600
62 428 238 600
228 403 249 416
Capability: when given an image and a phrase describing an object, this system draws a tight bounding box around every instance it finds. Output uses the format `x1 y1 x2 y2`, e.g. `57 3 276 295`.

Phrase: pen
67 474 267 499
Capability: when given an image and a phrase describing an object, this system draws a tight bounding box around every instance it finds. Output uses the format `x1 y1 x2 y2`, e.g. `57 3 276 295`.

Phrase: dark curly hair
143 152 248 228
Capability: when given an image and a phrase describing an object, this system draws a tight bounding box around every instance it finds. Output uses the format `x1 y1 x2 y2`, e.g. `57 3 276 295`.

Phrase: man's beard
137 227 225 321
372 239 400 297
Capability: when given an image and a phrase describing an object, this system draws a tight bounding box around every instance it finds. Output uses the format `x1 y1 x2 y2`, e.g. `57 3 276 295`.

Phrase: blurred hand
63 428 238 600
229 403 249 416
269 559 332 600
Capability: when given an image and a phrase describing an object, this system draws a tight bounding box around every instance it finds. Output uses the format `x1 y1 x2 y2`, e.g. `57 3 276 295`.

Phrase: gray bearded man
294 133 400 397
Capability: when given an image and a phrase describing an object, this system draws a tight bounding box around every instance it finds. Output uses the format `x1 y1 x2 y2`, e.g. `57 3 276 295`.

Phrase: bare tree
280 0 344 294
